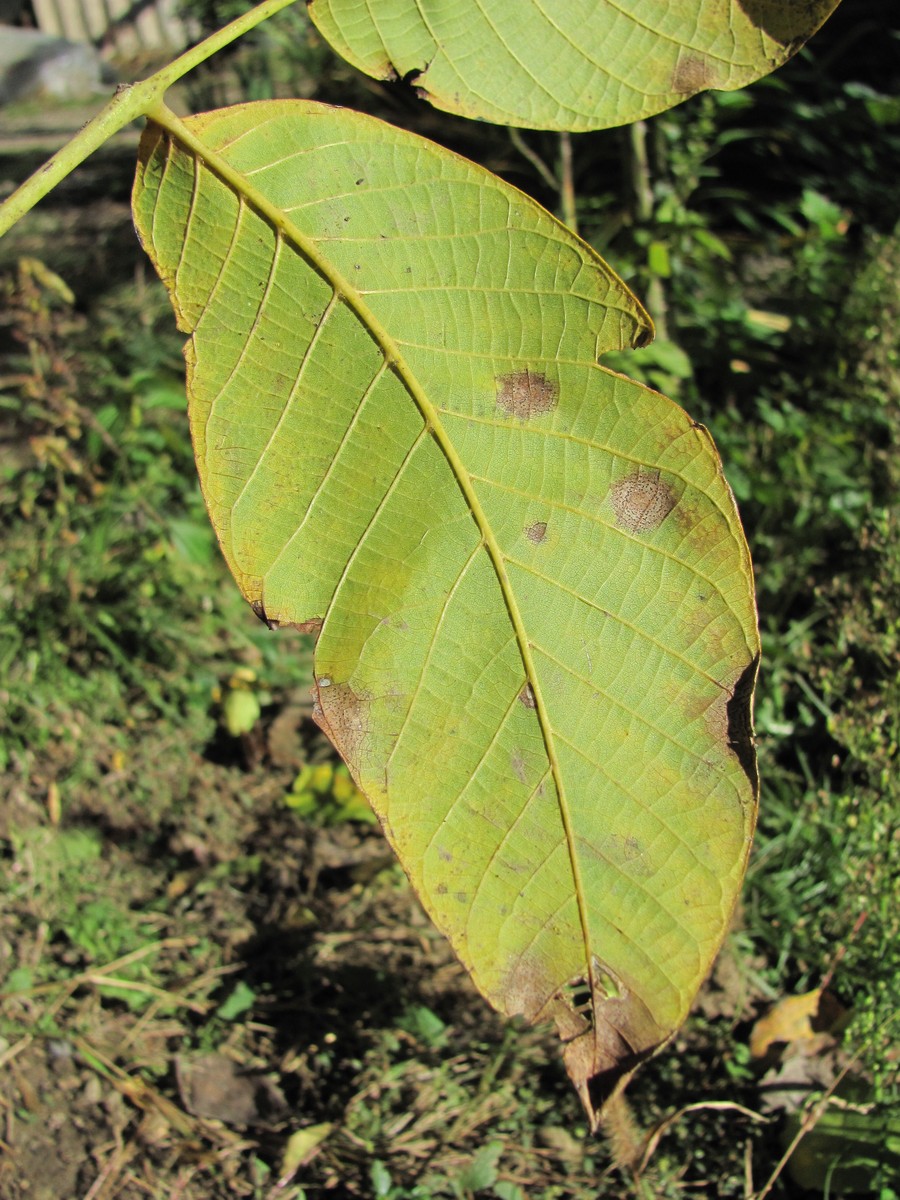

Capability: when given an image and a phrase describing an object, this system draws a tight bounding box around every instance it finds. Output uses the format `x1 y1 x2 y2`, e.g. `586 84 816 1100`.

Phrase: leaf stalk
0 0 298 239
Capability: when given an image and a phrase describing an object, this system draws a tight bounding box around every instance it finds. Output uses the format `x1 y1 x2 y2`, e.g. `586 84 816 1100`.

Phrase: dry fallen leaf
175 1054 286 1127
749 988 845 1059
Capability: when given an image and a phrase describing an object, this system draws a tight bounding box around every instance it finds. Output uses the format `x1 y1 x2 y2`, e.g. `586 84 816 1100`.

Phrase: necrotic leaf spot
610 470 676 534
525 521 548 544
313 678 373 776
671 53 719 93
496 369 558 419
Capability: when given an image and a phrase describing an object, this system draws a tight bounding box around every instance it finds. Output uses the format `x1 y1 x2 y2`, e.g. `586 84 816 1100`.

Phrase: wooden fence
31 0 196 53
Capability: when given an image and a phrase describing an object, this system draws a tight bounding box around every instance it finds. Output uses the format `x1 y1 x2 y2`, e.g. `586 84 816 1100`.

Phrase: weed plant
0 260 312 782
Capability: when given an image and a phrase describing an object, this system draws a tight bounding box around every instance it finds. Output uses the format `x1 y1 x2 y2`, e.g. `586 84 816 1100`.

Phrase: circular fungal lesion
610 469 676 534
525 520 548 544
496 369 558 420
671 52 719 93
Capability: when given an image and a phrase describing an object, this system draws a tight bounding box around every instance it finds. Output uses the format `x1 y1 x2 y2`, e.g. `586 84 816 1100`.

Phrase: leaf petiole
0 0 299 238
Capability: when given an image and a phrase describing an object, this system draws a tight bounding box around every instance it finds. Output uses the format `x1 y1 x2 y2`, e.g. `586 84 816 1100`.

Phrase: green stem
558 131 578 236
0 0 298 239
628 119 669 341
628 120 654 225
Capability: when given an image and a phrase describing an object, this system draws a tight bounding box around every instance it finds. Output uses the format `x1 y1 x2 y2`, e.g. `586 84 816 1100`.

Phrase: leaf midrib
147 100 597 995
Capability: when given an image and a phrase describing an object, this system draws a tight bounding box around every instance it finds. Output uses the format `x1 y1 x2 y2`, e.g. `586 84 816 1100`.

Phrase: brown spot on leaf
290 617 324 637
610 470 676 534
525 520 548 544
501 955 560 1025
672 499 724 557
496 369 558 420
313 677 373 776
518 683 536 709
671 53 719 93
562 1022 661 1132
249 600 323 638
510 750 527 785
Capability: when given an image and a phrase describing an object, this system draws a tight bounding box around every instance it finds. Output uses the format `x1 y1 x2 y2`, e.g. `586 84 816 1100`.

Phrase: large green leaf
307 0 840 131
132 100 759 1120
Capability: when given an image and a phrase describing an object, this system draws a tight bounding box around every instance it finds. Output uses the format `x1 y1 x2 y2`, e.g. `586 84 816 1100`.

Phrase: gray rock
0 25 108 105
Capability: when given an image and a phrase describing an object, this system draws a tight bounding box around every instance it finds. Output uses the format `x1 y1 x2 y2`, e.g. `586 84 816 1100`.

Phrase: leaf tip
500 954 668 1129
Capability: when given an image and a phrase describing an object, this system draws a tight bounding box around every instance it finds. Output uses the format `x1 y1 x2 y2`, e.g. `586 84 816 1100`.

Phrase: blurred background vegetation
0 1 897 1196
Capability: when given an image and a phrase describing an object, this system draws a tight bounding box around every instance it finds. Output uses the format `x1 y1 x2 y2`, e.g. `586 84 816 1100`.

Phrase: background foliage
0 0 897 1196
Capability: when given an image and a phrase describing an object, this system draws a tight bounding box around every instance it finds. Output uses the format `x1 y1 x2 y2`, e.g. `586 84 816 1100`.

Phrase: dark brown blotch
525 520 548 544
671 53 719 93
518 683 537 709
610 470 676 534
289 617 324 637
736 0 833 47
496 369 558 420
701 655 760 800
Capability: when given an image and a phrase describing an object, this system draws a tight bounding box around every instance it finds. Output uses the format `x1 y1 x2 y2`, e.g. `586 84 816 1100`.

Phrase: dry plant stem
599 1090 646 1178
2 935 194 997
508 127 559 193
0 0 298 238
638 1100 769 1174
744 1137 755 1199
74 1037 200 1139
753 1054 859 1200
0 1036 32 1071
82 1140 138 1200
559 131 578 235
